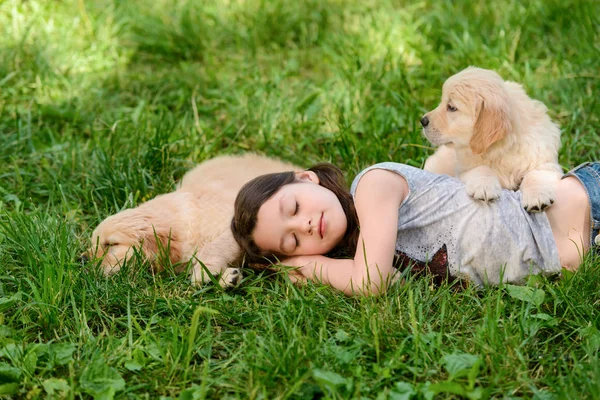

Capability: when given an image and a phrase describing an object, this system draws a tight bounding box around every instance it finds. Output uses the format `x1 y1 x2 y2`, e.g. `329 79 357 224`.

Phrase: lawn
1 0 599 398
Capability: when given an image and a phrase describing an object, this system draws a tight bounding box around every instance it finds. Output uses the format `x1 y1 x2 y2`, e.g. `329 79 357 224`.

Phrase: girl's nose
294 217 313 235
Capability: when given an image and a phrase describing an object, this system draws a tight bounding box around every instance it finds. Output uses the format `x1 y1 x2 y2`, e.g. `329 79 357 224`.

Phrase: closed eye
293 233 299 247
447 104 457 112
294 201 299 215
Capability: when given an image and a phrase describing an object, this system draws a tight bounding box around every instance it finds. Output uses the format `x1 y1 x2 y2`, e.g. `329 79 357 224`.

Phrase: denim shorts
563 162 600 249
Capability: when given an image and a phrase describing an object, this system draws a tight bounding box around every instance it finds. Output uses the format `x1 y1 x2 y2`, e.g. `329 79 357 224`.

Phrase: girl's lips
319 212 325 239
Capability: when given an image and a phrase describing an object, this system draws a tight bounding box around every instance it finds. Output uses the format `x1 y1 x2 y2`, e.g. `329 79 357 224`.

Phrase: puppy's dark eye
447 104 457 112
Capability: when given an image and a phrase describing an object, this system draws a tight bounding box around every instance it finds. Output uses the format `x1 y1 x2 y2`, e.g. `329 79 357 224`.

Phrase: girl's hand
279 256 311 285
282 256 318 280
280 255 309 267
286 268 309 285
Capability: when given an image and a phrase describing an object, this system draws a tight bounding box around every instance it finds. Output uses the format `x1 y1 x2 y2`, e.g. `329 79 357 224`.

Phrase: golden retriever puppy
421 66 562 212
84 154 300 287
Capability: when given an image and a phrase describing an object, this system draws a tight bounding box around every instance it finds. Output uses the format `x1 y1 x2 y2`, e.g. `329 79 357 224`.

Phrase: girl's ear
295 171 320 184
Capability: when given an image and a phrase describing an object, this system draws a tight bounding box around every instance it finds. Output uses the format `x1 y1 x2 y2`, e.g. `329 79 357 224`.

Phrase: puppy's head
421 67 514 155
82 210 181 275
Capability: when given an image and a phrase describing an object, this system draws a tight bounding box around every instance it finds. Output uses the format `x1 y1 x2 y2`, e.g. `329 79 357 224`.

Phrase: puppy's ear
470 92 513 155
140 225 182 268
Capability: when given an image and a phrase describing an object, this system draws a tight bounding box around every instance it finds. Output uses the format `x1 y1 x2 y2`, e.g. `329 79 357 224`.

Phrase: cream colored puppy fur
422 67 562 211
85 154 300 287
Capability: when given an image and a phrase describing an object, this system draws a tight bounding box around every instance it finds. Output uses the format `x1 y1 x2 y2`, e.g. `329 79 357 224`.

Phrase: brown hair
231 163 359 264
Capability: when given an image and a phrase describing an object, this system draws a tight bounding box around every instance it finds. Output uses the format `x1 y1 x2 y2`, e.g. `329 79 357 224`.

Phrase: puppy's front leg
190 259 241 288
190 228 243 288
460 166 502 202
520 166 562 212
424 144 458 177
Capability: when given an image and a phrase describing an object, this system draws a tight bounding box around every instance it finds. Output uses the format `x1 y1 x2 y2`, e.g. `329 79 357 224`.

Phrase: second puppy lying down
421 66 562 212
84 154 300 287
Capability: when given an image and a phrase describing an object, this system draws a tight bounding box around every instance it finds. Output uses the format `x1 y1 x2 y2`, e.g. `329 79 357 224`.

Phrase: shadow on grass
1 0 599 214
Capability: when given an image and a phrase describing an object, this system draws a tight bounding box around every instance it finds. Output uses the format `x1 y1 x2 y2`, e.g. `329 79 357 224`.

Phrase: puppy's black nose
420 116 429 127
79 254 89 264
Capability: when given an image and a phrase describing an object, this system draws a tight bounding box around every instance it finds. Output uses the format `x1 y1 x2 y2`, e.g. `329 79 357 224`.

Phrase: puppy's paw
465 177 502 202
521 186 556 212
190 262 218 286
219 267 242 288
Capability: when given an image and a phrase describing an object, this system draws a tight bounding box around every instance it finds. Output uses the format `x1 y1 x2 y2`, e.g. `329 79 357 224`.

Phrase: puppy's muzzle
420 116 429 127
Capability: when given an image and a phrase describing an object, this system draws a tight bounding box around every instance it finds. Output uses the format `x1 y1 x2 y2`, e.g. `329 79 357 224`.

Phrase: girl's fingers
287 270 308 285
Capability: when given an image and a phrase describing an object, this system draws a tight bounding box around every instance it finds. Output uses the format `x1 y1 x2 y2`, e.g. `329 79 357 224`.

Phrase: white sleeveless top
350 162 562 286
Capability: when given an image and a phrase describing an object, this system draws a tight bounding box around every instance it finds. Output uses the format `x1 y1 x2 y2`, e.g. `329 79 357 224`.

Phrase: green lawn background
0 0 599 398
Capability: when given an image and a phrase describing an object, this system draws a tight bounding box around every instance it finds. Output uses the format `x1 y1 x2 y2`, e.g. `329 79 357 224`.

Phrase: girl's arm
284 169 408 296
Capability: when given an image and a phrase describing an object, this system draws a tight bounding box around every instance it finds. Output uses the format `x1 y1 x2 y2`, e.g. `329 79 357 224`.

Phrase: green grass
1 0 599 398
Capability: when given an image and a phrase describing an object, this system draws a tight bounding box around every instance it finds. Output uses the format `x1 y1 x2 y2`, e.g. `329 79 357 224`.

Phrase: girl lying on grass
231 161 597 296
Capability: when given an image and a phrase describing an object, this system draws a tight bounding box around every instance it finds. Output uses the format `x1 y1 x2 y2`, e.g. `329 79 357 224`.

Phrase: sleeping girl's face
252 171 347 257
